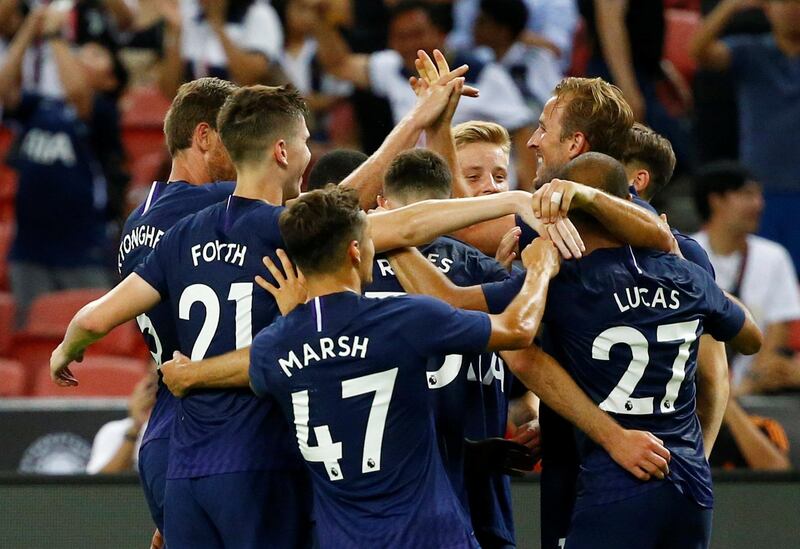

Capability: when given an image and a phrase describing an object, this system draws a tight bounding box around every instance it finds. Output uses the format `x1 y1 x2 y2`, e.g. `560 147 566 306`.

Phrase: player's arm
485 239 560 351
311 3 371 88
535 178 674 252
689 0 745 71
451 216 519 257
50 274 162 386
0 7 43 108
388 247 491 311
723 292 763 355
695 335 729 458
502 344 671 481
723 398 791 470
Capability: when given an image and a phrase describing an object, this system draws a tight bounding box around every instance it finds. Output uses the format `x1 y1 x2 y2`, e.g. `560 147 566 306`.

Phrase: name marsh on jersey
278 336 370 377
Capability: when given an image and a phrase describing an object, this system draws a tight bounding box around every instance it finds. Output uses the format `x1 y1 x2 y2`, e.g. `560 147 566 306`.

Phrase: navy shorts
138 438 169 534
566 481 712 549
164 469 313 549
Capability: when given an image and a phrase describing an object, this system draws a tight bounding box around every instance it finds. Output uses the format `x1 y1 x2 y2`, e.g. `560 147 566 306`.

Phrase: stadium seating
0 358 25 397
0 221 12 292
31 355 149 397
0 292 16 355
120 86 171 189
664 9 701 85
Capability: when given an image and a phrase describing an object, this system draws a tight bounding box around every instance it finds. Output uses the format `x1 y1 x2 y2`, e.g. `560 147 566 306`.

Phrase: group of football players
50 49 762 549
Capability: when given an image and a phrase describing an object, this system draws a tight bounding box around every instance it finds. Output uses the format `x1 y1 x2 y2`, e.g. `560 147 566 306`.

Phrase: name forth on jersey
278 336 369 377
191 240 247 267
614 285 681 313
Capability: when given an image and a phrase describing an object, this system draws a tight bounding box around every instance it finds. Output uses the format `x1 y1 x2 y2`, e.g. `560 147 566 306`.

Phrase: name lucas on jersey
614 285 681 313
278 336 369 377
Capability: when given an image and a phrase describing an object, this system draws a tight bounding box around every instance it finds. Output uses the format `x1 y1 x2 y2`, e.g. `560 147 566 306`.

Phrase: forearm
213 25 270 85
158 25 184 98
60 306 110 360
426 126 470 198
371 191 527 252
452 215 518 256
690 0 737 66
508 391 539 426
584 192 673 251
0 14 36 101
186 348 250 391
386 247 488 311
502 345 623 449
489 265 552 349
50 39 92 116
313 22 365 85
724 400 790 470
340 113 423 210
695 336 729 458
594 0 638 93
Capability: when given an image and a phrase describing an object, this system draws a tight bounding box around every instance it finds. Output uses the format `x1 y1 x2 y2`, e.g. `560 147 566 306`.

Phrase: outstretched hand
255 249 307 316
408 49 478 130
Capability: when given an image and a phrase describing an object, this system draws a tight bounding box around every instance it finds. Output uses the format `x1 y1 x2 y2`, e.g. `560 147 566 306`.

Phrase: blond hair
453 121 511 155
622 123 676 200
553 77 634 161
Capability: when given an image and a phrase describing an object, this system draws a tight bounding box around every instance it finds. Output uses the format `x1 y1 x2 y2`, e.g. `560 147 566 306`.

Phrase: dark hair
558 152 629 199
389 1 451 33
307 149 369 190
692 161 755 221
622 123 676 200
383 149 452 201
479 0 528 39
163 78 238 156
279 186 366 275
217 85 308 165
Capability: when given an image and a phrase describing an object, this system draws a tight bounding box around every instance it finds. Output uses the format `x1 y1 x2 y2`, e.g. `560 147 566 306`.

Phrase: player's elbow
506 321 537 350
74 302 113 338
731 325 763 356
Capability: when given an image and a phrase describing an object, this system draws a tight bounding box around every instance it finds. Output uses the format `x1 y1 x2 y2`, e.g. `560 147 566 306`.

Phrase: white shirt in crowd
85 417 144 474
280 39 352 98
367 49 533 132
180 0 282 79
692 231 800 385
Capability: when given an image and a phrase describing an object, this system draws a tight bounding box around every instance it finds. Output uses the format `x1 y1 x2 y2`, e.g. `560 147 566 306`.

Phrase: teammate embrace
50 49 761 549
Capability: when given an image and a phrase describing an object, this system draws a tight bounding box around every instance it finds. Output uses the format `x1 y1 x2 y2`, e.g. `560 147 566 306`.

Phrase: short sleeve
763 246 800 325
242 2 284 60
676 233 716 280
702 273 746 342
401 295 491 356
475 63 534 130
368 50 403 98
482 270 525 314
249 327 277 398
133 228 176 298
86 418 139 474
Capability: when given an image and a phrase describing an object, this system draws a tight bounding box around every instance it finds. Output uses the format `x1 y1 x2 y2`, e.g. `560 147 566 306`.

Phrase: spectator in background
449 0 578 71
709 396 791 470
692 162 800 395
691 0 800 275
158 0 283 98
306 148 367 191
275 0 354 146
0 7 127 326
473 0 562 118
314 0 538 190
86 373 156 474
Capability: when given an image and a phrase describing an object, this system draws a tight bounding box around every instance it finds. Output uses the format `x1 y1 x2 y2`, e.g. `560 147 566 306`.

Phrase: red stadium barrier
0 292 16 356
0 358 25 396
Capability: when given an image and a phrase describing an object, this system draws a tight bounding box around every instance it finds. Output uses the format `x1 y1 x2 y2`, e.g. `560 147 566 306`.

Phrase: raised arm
485 239 560 351
690 0 749 71
501 344 671 481
312 3 371 88
534 178 674 252
50 274 162 385
45 8 94 118
205 1 272 86
695 335 730 457
156 0 184 98
0 7 43 108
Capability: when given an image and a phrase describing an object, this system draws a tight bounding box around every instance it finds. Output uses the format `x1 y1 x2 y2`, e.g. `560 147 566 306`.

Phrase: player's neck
706 222 747 256
168 151 210 185
304 271 362 301
573 218 623 255
233 165 284 205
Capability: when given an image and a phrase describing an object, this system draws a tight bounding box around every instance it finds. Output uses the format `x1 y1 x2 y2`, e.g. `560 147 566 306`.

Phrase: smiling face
282 116 312 201
527 96 579 189
456 141 510 196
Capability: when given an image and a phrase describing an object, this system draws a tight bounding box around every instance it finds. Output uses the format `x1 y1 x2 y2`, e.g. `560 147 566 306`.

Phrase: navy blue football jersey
489 246 744 509
135 196 301 478
367 236 516 544
119 180 234 447
249 291 492 548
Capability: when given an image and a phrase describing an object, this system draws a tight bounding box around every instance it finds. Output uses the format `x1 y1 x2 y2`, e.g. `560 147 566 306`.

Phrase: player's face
714 181 764 234
206 129 237 182
528 96 576 189
357 218 375 288
457 142 510 196
283 119 312 201
388 9 445 71
766 1 800 37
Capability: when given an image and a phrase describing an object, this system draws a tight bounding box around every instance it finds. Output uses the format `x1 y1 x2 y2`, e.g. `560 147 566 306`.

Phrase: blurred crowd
0 1 798 423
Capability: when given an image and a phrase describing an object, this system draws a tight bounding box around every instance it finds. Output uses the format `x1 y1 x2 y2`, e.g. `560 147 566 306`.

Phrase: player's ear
633 169 650 195
274 139 289 167
348 240 361 267
568 132 588 158
193 122 212 153
376 195 388 209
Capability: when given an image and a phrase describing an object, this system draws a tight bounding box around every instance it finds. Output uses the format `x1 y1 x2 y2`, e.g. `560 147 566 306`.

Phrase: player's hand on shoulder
532 179 597 223
521 237 561 278
49 343 81 387
255 249 307 316
161 351 194 398
606 429 671 482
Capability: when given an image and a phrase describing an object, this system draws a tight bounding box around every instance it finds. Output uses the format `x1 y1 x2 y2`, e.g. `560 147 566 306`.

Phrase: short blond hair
553 77 634 161
453 121 511 155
